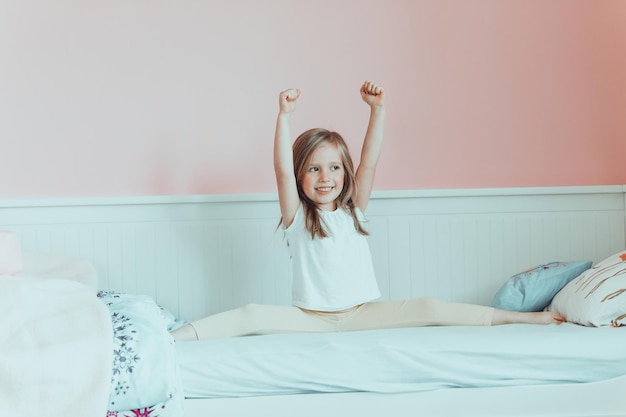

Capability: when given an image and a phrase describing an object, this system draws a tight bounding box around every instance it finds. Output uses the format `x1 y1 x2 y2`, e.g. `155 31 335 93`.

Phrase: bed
1 186 625 417
177 324 626 417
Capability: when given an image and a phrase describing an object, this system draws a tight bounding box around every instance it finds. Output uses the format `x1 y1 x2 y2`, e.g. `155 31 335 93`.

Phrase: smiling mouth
316 186 334 192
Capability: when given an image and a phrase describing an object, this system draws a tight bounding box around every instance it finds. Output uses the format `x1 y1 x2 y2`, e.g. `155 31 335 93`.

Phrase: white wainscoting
1 186 625 321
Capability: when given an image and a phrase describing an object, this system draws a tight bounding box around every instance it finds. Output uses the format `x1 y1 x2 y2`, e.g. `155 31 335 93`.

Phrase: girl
172 81 564 341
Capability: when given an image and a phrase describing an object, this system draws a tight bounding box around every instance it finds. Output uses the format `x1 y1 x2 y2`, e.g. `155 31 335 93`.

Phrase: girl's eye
308 167 319 172
331 165 342 171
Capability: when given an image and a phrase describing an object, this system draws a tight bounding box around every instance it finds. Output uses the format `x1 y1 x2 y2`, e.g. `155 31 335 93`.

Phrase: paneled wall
1 186 624 321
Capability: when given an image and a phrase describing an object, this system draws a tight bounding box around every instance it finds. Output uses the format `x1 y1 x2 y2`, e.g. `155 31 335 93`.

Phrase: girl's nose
318 169 330 181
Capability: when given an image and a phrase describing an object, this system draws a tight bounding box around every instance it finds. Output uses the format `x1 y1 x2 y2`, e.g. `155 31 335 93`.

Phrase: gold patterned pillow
548 251 626 327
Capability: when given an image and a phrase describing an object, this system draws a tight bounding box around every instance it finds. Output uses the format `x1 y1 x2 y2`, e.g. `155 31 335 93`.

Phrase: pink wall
1 0 625 199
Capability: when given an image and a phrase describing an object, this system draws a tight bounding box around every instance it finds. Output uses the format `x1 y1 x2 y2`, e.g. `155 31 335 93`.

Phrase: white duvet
177 323 626 399
0 276 112 417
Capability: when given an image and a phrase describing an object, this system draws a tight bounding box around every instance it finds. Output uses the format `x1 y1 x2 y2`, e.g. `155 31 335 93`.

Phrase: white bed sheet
176 323 626 399
182 376 626 417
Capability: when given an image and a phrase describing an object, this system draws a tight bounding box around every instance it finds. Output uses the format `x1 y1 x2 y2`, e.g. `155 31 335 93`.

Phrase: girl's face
301 143 345 211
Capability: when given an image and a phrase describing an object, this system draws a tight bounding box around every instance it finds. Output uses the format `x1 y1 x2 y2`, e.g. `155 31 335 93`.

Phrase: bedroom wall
1 0 625 199
2 187 624 319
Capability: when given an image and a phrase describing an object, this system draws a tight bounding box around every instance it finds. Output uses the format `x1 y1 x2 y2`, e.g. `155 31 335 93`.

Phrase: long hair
292 128 368 239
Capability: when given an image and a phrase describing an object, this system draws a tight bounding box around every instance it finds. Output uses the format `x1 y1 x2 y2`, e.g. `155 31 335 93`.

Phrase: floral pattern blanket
105 394 184 417
97 291 186 416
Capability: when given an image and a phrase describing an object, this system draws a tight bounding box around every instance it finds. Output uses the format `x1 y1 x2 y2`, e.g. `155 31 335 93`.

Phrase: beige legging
188 297 494 340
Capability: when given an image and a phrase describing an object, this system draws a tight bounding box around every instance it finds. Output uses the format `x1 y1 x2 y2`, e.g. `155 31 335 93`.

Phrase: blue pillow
491 261 592 312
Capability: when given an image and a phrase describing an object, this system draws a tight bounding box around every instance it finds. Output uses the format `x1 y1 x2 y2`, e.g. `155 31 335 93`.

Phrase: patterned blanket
0 249 185 417
98 291 185 417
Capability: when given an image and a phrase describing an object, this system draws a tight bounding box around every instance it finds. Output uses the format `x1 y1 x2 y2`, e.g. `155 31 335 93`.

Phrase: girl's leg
336 297 564 331
492 309 565 325
171 298 567 341
337 297 495 332
172 304 339 341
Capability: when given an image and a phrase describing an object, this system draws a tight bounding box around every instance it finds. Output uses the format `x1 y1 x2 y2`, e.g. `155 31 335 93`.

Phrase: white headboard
1 186 625 321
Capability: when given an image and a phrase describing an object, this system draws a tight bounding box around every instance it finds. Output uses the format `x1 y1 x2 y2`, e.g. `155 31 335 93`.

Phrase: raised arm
354 81 386 212
274 88 301 227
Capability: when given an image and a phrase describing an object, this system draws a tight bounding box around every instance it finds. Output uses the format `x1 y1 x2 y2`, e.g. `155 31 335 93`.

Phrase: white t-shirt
283 205 381 311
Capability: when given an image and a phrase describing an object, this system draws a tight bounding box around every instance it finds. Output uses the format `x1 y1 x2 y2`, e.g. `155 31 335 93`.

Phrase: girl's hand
279 88 301 114
360 81 385 108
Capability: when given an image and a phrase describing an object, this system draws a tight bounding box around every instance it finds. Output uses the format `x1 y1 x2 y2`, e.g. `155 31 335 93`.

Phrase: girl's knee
237 303 265 320
414 296 444 308
239 303 261 312
407 296 450 315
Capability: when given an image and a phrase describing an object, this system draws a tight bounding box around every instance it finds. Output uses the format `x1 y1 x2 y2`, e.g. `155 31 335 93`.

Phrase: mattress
176 323 626 399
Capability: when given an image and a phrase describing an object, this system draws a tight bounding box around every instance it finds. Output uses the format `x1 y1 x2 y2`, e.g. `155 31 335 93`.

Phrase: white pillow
548 251 626 327
0 231 23 275
18 251 98 293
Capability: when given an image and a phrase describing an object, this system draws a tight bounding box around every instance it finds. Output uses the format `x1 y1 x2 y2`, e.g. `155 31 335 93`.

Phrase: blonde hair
292 128 368 239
